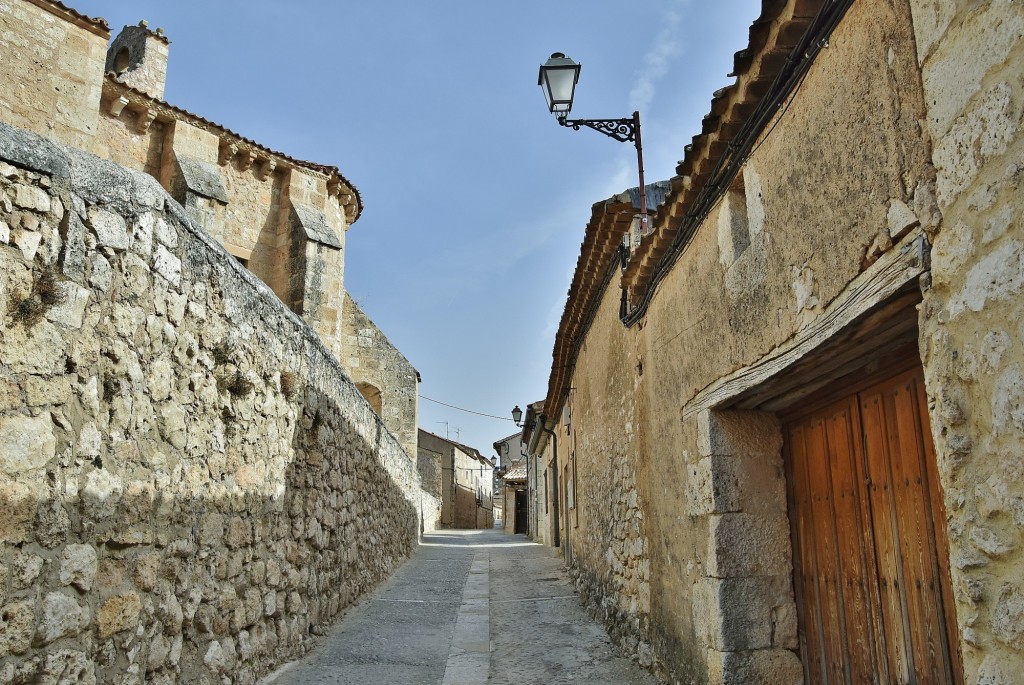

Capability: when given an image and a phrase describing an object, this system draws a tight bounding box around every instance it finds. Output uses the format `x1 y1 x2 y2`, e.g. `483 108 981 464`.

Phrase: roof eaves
541 1 828 422
27 0 109 38
102 76 364 223
622 0 825 307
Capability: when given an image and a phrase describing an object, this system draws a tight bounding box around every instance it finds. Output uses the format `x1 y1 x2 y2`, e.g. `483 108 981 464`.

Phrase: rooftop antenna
436 421 449 438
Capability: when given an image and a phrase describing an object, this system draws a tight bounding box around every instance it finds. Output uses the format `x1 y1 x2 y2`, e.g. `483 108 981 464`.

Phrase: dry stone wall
0 121 422 685
911 2 1024 682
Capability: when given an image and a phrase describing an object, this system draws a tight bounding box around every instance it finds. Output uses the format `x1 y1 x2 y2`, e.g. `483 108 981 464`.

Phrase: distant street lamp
538 52 649 235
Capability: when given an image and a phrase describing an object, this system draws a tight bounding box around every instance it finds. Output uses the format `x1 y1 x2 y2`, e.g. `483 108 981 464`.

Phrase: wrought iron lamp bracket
558 116 636 144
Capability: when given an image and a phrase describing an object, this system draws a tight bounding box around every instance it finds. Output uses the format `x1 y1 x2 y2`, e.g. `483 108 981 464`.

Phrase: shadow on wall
0 121 420 684
0 389 418 683
453 483 492 530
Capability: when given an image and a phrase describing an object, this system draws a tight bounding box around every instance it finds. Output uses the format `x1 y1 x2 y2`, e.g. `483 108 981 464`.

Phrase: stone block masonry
0 121 424 684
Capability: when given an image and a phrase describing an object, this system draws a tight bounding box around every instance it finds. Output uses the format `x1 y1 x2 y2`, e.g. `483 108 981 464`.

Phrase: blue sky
74 0 761 455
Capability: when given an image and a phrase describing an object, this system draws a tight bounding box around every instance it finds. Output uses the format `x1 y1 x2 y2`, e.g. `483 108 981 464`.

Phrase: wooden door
785 366 961 684
514 490 529 535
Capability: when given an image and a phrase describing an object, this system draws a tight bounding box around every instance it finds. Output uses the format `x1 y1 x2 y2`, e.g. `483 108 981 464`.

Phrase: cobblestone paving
264 529 660 685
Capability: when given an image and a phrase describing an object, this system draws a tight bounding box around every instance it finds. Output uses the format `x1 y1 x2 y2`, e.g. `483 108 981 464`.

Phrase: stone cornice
101 76 364 224
25 0 109 38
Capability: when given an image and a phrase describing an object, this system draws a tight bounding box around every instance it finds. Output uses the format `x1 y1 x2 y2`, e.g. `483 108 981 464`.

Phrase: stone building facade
0 0 419 455
341 294 419 459
0 1 428 682
532 1 1024 684
0 125 424 684
417 430 495 529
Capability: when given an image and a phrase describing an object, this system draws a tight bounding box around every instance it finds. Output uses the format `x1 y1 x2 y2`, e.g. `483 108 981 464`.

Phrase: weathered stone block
132 552 160 593
686 456 742 515
706 513 791 578
0 412 56 475
706 647 803 685
59 544 98 592
87 206 128 251
40 648 95 685
693 575 794 651
96 592 141 639
2 320 64 375
13 228 42 260
36 591 86 645
13 183 50 212
0 599 37 655
994 583 1024 650
13 552 44 588
697 410 781 459
41 280 89 329
154 244 181 286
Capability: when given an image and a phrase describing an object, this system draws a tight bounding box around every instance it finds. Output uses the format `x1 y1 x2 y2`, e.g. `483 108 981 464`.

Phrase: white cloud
629 0 690 112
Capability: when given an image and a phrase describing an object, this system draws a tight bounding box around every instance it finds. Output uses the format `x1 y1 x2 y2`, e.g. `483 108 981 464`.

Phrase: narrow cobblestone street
263 529 660 685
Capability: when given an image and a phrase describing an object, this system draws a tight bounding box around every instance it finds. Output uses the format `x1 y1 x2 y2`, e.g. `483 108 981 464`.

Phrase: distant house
491 430 523 525
417 430 495 529
492 430 523 470
499 461 528 536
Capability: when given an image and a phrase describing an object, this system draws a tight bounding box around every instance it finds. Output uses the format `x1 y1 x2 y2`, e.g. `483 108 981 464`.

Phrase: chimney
105 21 170 100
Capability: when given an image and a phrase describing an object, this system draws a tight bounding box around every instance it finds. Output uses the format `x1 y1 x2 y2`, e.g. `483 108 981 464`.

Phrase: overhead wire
418 394 515 421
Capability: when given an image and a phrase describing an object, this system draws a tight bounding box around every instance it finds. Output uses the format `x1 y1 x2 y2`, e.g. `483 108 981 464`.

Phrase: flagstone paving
264 529 660 685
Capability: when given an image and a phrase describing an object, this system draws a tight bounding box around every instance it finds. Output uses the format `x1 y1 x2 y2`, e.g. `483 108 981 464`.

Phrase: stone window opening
356 382 383 416
114 47 130 74
717 173 751 267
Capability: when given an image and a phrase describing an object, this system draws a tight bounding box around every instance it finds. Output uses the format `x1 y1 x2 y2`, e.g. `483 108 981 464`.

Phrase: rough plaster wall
0 1 106 151
911 1 1024 682
417 444 444 500
563 1 940 683
563 288 656 672
0 123 424 684
342 294 418 459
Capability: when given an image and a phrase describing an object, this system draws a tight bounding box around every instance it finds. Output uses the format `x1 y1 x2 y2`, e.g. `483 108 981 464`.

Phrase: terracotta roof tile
540 0 830 422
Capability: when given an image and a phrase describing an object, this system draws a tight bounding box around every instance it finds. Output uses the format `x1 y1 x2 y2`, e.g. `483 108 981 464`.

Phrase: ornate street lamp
511 405 523 427
538 52 648 234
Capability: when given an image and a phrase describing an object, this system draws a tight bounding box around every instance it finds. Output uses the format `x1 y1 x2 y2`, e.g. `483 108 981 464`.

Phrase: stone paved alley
263 529 660 685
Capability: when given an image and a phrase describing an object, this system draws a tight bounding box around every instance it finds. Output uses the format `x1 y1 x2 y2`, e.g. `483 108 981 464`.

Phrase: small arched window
114 48 130 74
356 382 383 416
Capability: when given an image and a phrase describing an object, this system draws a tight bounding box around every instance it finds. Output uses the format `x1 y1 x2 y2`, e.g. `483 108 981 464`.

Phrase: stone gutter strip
441 551 490 685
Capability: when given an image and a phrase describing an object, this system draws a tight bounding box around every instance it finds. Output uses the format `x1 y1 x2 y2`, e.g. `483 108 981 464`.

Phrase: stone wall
416 438 444 502
551 290 656 672
0 0 107 151
539 0 1024 683
343 294 418 459
911 1 1024 682
1 0 364 374
0 122 424 684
